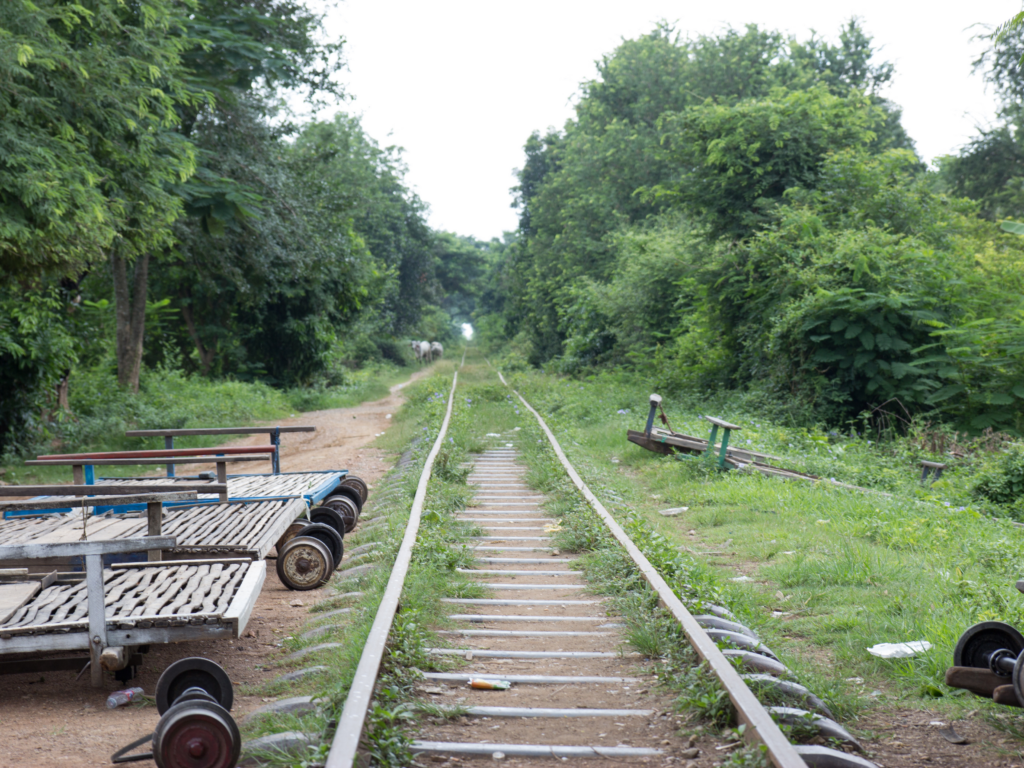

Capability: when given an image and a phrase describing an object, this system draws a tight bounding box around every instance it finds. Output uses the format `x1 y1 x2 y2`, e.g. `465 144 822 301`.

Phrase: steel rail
496 370 807 768
325 370 459 768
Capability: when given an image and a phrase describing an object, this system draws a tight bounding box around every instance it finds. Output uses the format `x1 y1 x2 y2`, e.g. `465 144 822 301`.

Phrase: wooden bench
702 416 743 470
125 426 316 475
25 456 270 497
920 460 947 484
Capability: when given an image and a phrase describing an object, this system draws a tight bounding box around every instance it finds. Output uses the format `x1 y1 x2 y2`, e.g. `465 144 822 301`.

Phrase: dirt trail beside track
0 366 433 767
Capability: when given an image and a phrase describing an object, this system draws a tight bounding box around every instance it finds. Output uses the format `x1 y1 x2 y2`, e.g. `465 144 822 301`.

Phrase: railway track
323 362 875 768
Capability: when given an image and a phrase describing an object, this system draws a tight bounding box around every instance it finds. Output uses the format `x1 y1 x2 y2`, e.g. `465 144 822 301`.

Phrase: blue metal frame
3 470 348 519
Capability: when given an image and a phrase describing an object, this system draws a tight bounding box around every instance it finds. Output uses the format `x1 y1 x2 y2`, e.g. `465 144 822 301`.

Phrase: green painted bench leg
705 424 719 467
717 428 732 470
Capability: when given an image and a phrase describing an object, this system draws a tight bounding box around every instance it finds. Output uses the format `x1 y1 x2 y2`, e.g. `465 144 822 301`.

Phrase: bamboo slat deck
0 498 306 564
3 471 343 519
0 560 265 652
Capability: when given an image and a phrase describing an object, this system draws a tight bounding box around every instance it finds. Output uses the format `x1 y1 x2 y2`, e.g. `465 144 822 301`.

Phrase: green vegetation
0 1 499 461
499 365 1024 739
477 19 1024 438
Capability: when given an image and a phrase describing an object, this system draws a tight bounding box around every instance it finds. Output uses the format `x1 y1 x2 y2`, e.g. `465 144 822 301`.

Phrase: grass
496 364 1024 750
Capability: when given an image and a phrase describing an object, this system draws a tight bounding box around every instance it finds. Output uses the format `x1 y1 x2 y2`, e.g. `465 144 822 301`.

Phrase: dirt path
0 366 435 767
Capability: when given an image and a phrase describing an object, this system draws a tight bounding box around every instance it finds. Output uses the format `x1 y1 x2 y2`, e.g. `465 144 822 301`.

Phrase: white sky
320 1 1020 241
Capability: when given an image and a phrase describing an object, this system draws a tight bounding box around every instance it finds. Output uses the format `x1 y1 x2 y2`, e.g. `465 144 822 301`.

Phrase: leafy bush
972 443 1024 506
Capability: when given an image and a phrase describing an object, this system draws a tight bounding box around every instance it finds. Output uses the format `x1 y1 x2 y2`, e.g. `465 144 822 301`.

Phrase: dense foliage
481 20 1024 436
0 0 485 456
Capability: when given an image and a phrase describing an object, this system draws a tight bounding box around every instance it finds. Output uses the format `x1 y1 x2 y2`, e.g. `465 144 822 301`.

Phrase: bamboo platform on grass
0 497 306 571
0 559 264 652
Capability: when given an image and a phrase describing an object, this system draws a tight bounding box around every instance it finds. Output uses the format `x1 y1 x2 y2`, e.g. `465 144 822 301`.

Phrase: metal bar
645 394 661 436
84 553 106 687
0 484 225 497
501 371 808 768
272 427 281 474
426 649 625 659
424 673 639 685
0 491 196 512
125 426 315 437
412 742 662 758
325 370 458 768
147 501 162 562
165 435 174 477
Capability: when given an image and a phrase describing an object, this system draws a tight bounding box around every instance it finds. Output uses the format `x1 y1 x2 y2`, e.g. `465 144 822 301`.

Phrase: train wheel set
274 474 367 591
947 613 1024 707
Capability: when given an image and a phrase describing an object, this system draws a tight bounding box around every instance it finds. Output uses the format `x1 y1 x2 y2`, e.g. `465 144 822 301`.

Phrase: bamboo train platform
0 499 267 686
0 559 264 650
0 496 307 571
2 471 346 518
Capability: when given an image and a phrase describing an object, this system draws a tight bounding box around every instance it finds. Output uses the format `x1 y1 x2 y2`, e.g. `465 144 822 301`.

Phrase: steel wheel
954 621 1024 673
324 494 359 533
310 506 346 538
153 699 240 768
277 536 334 590
340 475 368 503
297 522 344 567
156 658 234 715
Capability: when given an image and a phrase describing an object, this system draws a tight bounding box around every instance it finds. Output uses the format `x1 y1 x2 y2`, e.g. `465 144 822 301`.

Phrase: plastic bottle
106 687 144 709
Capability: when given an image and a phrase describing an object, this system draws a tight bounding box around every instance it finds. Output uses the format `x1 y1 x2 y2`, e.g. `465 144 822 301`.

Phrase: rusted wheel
330 484 363 514
340 475 368 503
297 522 343 567
273 520 307 554
277 536 334 590
153 699 240 768
323 494 359 533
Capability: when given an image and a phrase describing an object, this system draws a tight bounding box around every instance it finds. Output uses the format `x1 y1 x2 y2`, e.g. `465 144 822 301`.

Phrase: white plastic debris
659 507 689 516
385 414 392 419
730 576 752 582
506 443 514 447
486 433 502 437
867 640 932 659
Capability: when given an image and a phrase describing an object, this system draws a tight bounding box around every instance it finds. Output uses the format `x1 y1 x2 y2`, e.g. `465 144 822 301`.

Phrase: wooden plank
25 455 271 467
111 557 251 570
222 561 264 635
0 582 43 625
0 536 176 561
0 484 226 497
125 427 315 437
0 492 196 512
38 446 275 460
703 415 743 430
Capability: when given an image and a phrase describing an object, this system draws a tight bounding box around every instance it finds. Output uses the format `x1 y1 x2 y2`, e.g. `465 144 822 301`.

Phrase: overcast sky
319 1 1019 241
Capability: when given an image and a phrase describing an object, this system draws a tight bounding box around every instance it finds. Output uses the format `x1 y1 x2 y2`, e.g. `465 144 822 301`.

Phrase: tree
653 86 881 237
508 20 909 364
